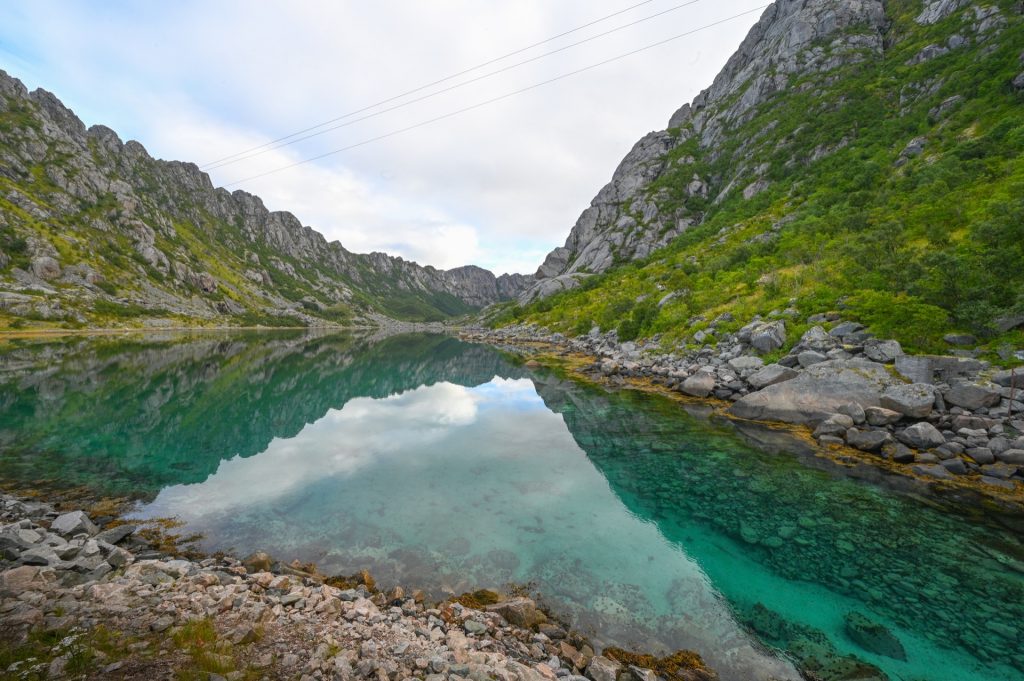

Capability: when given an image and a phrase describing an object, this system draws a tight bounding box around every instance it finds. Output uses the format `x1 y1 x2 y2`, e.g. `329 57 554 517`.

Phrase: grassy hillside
494 0 1024 362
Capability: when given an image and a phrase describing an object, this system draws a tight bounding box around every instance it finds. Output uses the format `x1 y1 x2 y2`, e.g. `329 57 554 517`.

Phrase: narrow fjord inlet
2 332 1022 681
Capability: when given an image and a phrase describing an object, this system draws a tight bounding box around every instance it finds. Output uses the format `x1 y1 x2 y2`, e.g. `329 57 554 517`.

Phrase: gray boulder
797 350 828 368
864 406 903 426
747 364 799 390
30 256 61 281
997 449 1024 464
586 657 622 681
50 511 98 537
897 422 946 450
750 321 787 353
681 373 716 398
945 382 1002 410
863 339 903 364
880 383 935 418
727 356 764 373
991 369 1024 389
729 359 897 425
846 428 892 453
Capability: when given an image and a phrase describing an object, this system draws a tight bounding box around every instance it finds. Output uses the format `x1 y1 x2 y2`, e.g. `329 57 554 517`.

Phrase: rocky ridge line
0 68 532 326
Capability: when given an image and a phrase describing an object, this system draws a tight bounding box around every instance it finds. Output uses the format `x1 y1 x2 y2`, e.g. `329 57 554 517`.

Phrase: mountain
0 70 532 328
510 0 1024 355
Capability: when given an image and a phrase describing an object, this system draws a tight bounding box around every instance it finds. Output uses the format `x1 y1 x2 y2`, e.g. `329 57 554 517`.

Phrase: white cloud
0 0 763 275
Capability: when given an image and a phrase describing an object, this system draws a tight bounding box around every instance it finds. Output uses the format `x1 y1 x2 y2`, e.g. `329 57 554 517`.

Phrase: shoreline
461 325 1024 512
0 491 719 681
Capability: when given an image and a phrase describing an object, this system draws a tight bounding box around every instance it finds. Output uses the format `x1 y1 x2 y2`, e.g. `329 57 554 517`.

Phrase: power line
201 0 660 168
203 0 707 172
222 5 768 190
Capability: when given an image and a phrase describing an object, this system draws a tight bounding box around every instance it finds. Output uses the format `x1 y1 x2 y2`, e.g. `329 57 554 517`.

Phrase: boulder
486 598 546 628
862 339 903 364
864 406 902 426
749 321 787 353
838 402 866 425
50 511 98 537
681 373 716 398
746 364 799 390
844 612 906 661
729 359 898 425
912 463 952 479
814 414 854 438
997 449 1024 465
991 369 1024 389
586 656 622 681
846 428 892 453
897 422 946 450
965 447 995 465
797 351 828 368
882 442 916 463
944 382 1002 410
879 383 935 418
30 255 61 280
943 333 977 346
727 356 764 373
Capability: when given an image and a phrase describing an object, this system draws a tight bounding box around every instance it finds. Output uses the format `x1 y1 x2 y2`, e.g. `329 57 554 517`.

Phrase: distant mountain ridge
0 70 532 328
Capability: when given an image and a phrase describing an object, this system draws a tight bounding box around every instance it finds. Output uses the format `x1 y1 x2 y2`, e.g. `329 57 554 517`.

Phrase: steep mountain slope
510 0 1024 356
0 70 532 328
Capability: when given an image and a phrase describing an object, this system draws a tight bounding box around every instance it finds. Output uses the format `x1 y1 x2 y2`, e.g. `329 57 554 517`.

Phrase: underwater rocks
467 318 1024 496
843 612 907 661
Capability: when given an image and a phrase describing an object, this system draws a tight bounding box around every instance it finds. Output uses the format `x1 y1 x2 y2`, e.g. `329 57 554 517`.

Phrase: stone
814 414 854 438
749 321 787 353
996 449 1024 465
862 339 903 364
880 383 935 418
846 428 891 453
838 402 866 425
945 382 1002 411
243 551 273 573
30 255 61 280
829 322 864 338
730 359 898 425
897 422 946 450
681 373 716 398
882 442 916 463
944 333 977 346
991 369 1024 389
844 612 907 660
941 457 968 475
746 364 799 390
864 406 902 426
912 464 952 479
797 350 828 368
50 511 99 537
727 356 764 373
94 524 137 545
586 657 622 681
965 447 995 465
485 598 546 628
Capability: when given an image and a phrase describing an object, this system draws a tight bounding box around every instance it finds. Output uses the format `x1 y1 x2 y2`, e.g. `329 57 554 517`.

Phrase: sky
0 1 765 275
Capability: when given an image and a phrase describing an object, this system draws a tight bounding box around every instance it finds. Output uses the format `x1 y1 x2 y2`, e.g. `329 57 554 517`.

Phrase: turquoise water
1 331 1022 681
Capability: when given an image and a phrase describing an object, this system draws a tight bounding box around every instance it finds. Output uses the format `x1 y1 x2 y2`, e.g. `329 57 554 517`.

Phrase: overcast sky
0 1 764 275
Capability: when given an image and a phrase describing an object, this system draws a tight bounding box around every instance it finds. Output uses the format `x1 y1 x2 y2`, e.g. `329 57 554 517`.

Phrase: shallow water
1 331 1022 681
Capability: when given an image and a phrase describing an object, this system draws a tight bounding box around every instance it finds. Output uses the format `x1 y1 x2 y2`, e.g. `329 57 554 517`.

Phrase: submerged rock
844 612 907 661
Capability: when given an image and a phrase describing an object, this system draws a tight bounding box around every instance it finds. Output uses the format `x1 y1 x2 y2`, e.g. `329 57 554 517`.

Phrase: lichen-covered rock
897 422 946 450
880 383 935 418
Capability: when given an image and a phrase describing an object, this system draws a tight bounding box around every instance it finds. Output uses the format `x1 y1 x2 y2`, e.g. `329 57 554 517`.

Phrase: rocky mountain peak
521 0 890 302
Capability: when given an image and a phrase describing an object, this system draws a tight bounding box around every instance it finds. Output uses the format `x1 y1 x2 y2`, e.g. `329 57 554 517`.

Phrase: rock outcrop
521 0 888 302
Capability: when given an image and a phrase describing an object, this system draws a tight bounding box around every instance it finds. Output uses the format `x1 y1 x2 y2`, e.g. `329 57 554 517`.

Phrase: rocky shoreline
0 493 715 681
463 318 1024 504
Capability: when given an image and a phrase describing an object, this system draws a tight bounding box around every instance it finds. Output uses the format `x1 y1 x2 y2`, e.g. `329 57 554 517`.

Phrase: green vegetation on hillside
497 0 1024 360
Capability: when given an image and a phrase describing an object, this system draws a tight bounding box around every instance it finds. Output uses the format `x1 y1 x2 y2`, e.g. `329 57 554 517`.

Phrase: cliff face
0 71 532 326
522 0 890 301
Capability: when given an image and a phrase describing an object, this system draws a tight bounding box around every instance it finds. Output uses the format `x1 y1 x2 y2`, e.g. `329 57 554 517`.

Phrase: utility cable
200 0 662 168
203 0 707 172
223 5 768 189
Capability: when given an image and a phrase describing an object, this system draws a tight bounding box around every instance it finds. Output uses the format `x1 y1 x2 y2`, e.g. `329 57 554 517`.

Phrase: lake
1 330 1022 681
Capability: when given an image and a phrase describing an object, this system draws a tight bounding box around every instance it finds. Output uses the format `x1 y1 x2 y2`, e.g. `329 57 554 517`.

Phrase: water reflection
139 377 800 681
